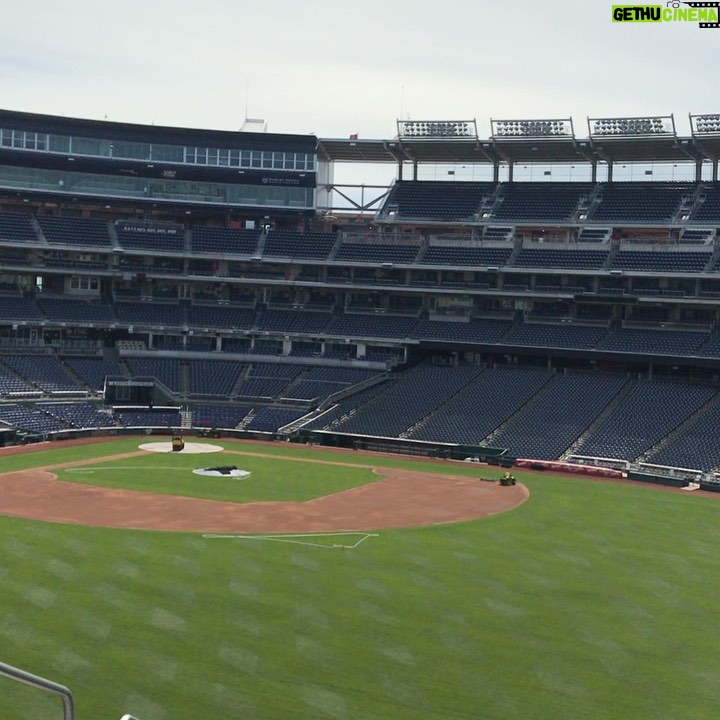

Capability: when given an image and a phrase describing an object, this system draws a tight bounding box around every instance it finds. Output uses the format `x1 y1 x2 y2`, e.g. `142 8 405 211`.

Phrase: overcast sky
2 0 718 141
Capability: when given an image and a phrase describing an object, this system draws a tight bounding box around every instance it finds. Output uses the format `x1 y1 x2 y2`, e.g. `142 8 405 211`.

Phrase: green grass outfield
1 438 719 720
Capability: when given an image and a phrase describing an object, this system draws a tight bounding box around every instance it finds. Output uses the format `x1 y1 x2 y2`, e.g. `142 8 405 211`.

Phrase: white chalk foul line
65 467 191 474
202 532 378 549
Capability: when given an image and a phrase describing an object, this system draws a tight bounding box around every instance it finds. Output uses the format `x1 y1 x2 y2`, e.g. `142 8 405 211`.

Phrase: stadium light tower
588 115 675 137
689 113 720 135
490 117 574 138
689 113 720 182
396 119 478 139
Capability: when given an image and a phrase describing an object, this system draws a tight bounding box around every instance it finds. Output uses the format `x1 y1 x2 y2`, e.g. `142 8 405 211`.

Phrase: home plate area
139 441 224 454
193 466 251 478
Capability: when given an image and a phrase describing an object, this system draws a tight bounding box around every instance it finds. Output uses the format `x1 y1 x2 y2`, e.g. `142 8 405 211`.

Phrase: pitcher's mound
139 442 223 454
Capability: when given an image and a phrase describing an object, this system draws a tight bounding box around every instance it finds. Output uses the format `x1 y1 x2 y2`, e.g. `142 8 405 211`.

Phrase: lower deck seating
243 407 306 432
0 404 69 433
408 367 553 444
39 402 121 428
114 409 181 427
2 361 720 471
571 379 718 462
332 363 484 437
645 395 720 471
487 373 628 460
192 403 252 429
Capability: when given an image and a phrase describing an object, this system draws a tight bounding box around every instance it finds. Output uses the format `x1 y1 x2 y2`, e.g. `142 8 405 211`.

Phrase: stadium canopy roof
0 108 315 152
588 136 703 163
690 135 720 160
317 134 716 165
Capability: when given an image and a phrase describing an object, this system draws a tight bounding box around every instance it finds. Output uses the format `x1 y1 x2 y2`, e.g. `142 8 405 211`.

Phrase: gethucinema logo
612 2 720 27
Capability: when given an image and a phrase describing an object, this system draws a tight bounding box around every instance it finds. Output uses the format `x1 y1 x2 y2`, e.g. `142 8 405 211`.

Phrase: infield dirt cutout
0 440 528 533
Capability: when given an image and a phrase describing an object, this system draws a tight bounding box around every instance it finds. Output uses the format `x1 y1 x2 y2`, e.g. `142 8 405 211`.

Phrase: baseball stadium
1 107 720 719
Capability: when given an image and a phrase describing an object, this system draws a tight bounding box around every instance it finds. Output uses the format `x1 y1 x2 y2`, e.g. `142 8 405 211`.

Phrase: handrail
0 660 75 720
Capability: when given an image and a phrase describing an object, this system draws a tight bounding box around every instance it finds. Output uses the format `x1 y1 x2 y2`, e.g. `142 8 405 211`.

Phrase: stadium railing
0 660 74 720
0 660 142 720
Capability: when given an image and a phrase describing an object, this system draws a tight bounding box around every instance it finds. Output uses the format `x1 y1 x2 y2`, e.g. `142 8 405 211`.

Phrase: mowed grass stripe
0 440 718 719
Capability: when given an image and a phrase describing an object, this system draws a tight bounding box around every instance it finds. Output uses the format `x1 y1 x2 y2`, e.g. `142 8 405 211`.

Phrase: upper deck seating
188 304 256 331
492 182 592 222
483 226 513 241
0 355 86 393
512 248 609 270
420 245 513 268
282 367 381 403
599 328 709 356
577 228 611 243
502 322 607 350
0 296 42 322
37 215 112 248
235 378 292 399
679 228 714 244
263 231 337 260
190 226 260 255
690 183 720 223
115 301 186 327
116 221 184 253
124 357 181 393
379 181 493 221
61 356 125 391
37 297 116 324
0 212 38 243
609 249 711 273
234 362 302 399
334 242 421 264
588 183 693 223
255 308 332 335
189 360 245 396
695 332 720 358
412 318 512 344
325 313 419 339
0 363 39 397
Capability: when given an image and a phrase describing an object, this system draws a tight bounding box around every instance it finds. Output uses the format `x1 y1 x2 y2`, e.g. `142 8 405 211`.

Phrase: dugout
292 429 513 465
